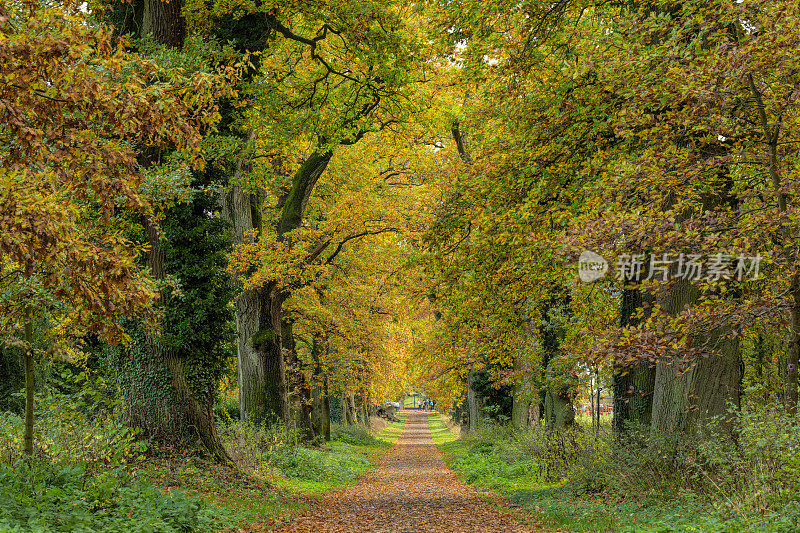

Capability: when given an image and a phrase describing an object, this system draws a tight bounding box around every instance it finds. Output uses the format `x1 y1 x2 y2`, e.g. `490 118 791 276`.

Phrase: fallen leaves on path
242 411 541 533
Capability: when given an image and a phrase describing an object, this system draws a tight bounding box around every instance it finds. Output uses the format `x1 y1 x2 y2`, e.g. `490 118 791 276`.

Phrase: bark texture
466 370 483 430
222 182 287 424
613 279 656 433
651 280 741 434
120 0 230 462
511 355 532 428
142 0 185 48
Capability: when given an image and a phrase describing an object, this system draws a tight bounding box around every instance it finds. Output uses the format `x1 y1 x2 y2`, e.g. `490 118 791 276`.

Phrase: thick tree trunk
165 352 229 461
232 285 270 424
511 356 532 428
651 280 741 434
128 0 230 462
348 394 359 425
224 147 332 426
511 392 529 428
124 221 231 461
544 390 575 429
528 402 540 427
466 370 482 430
222 179 287 425
613 283 655 433
142 0 185 48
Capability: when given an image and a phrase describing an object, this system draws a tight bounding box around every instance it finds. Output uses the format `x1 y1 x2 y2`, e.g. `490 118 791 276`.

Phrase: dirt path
252 411 538 533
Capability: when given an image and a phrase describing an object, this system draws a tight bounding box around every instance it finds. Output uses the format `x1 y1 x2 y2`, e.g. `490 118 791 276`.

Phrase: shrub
219 419 376 483
330 423 386 447
0 393 147 473
449 403 800 530
0 459 229 532
218 419 297 477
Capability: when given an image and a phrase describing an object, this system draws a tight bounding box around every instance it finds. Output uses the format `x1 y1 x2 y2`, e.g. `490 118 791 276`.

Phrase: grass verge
175 414 407 528
0 406 405 533
427 413 754 533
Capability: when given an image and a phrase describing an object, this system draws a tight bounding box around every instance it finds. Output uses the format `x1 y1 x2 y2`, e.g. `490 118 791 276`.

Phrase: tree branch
325 227 401 265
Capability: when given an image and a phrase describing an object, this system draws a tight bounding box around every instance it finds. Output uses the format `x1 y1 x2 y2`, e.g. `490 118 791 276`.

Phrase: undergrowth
431 405 800 533
0 383 405 533
0 390 234 533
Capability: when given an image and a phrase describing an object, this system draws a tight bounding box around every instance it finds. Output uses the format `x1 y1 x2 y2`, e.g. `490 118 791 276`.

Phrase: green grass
0 404 406 533
272 416 405 495
427 412 458 445
427 415 746 533
128 416 408 530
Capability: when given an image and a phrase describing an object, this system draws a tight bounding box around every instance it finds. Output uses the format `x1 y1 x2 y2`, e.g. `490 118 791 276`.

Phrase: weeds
434 404 800 532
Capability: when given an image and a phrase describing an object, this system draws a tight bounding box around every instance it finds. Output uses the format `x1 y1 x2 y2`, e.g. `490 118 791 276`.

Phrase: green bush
219 420 375 484
218 419 297 477
0 393 146 474
0 460 230 533
269 445 371 482
213 393 240 423
330 423 387 447
446 403 800 531
0 379 234 533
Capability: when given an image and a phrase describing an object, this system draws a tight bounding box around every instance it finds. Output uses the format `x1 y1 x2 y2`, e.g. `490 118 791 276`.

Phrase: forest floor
240 410 541 533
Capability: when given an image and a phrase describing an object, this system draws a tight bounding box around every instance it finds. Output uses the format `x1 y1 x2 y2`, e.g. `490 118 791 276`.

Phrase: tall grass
445 403 800 531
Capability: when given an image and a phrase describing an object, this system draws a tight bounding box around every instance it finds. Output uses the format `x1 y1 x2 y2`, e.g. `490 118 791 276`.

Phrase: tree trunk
787 273 800 413
595 370 601 433
349 394 359 425
277 150 334 236
361 393 370 427
221 177 287 425
539 288 575 431
225 146 332 426
748 74 794 412
282 321 314 439
651 280 741 434
341 396 351 425
529 402 540 427
511 355 531 428
467 370 482 430
23 314 33 456
544 390 575 429
142 0 185 48
128 0 230 462
165 352 229 461
613 283 656 433
123 221 231 461
310 338 331 440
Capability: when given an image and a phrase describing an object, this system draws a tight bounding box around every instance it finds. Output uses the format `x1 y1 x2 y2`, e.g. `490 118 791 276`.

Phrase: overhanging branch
325 227 401 265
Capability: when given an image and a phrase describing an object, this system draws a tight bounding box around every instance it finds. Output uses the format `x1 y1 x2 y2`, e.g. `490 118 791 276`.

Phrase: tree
204 1 420 426
0 0 218 454
98 0 240 460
